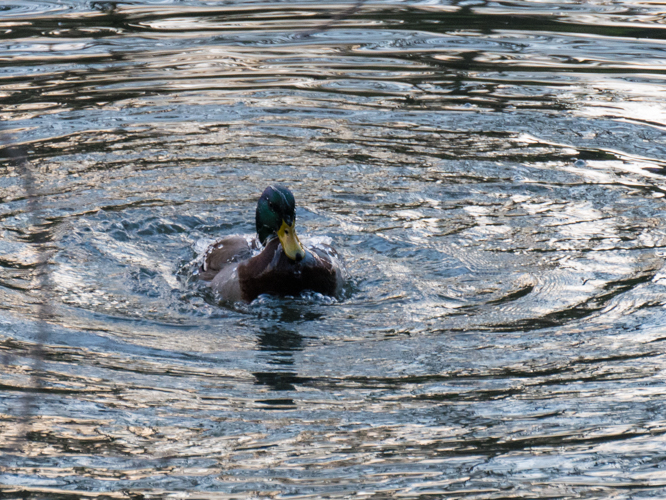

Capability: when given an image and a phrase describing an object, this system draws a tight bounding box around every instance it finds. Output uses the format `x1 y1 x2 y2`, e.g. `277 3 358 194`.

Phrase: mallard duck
198 185 343 302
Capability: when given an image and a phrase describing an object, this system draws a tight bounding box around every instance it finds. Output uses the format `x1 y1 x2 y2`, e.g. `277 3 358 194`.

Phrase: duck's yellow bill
278 220 305 261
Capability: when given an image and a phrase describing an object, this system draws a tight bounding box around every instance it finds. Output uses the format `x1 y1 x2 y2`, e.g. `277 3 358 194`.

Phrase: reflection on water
3 0 666 497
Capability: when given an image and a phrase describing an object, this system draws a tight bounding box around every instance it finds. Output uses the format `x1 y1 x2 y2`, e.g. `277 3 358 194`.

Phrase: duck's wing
199 236 253 281
302 246 344 296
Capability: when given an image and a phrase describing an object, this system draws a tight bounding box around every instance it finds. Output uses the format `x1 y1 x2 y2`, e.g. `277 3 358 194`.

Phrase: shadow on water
253 326 308 399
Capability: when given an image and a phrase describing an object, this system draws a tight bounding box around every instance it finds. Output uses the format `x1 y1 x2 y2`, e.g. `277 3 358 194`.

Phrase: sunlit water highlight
2 0 666 498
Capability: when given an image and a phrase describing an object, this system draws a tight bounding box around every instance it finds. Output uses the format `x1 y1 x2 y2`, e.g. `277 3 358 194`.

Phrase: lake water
2 0 666 497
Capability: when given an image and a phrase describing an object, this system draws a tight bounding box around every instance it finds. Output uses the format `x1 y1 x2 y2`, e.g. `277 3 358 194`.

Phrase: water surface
2 0 666 498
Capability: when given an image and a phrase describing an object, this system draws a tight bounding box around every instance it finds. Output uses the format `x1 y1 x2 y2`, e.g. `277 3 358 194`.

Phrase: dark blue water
3 0 666 497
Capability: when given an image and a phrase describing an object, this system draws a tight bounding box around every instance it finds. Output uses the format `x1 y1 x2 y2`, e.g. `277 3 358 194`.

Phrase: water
2 0 666 497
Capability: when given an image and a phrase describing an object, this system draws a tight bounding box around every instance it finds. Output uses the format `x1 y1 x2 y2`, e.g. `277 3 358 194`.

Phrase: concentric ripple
2 0 666 498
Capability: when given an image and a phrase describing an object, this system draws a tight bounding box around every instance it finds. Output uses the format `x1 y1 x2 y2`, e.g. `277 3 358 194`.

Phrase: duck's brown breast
237 238 339 302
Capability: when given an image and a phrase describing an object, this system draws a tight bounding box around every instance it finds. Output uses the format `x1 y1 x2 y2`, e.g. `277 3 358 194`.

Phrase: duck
198 185 343 303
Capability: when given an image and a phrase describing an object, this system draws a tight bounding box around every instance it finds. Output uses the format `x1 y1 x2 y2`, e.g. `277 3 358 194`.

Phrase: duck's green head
256 185 306 262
